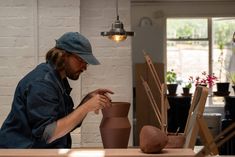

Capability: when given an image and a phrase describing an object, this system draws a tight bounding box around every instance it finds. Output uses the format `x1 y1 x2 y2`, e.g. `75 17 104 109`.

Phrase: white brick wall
0 0 82 147
80 0 133 147
0 0 34 125
0 0 133 148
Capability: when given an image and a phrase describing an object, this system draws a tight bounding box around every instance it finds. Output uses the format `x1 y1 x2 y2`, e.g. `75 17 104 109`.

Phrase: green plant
229 72 235 85
184 76 193 89
166 69 177 84
216 27 232 82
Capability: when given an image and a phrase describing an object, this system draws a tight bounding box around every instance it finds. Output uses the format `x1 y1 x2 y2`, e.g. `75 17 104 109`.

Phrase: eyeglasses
74 54 87 66
66 51 87 65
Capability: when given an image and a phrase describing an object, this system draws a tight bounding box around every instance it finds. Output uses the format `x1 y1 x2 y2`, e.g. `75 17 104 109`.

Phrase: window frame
165 17 234 106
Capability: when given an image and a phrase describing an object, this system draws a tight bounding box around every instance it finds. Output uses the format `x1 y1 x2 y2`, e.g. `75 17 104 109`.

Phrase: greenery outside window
167 18 235 106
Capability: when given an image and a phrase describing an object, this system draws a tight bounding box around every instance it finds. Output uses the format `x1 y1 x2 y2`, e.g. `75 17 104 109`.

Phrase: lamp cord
116 0 119 20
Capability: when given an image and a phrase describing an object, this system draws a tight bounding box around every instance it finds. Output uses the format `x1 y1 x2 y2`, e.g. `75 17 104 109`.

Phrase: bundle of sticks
140 51 169 133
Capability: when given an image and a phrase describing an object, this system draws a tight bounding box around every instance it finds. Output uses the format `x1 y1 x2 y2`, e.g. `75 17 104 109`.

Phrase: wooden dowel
140 76 162 126
214 122 235 143
143 51 162 93
217 131 235 148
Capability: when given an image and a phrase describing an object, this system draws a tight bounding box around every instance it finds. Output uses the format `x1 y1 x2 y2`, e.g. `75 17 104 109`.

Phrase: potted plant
195 71 217 88
166 69 178 96
229 72 235 94
215 30 230 95
182 76 193 96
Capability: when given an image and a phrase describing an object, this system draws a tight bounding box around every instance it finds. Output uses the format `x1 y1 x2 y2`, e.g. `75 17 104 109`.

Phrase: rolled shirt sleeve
43 121 57 143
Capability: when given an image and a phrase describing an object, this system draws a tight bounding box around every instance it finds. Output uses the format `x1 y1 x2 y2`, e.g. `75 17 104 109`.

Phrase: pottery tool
140 76 163 129
175 127 180 136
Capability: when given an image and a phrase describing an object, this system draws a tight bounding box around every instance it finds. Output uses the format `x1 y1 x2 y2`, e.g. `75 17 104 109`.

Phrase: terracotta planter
165 133 185 148
100 102 131 148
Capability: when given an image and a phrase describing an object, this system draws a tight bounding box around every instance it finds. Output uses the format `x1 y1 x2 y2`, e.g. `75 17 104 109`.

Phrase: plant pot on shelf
214 82 230 96
167 84 178 96
232 85 235 94
182 87 190 96
99 102 131 148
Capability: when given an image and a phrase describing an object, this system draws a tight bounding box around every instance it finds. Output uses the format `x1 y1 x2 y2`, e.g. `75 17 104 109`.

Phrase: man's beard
67 72 80 80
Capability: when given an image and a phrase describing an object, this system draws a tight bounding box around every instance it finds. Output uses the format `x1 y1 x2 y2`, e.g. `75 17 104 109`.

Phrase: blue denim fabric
0 63 76 148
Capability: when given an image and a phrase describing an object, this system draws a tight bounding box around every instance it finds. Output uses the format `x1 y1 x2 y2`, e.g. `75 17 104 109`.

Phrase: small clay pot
165 133 185 148
139 125 168 153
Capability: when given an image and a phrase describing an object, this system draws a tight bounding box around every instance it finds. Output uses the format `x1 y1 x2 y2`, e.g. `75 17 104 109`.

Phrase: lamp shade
101 0 134 42
101 18 134 42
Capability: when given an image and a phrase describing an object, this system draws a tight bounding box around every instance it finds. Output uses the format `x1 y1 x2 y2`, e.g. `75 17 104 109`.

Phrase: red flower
195 71 217 88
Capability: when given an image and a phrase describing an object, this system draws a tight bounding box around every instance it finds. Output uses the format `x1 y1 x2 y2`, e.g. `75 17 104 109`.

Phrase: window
167 18 235 105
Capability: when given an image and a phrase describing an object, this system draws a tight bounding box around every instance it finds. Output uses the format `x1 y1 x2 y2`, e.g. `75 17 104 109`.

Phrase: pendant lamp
101 0 134 42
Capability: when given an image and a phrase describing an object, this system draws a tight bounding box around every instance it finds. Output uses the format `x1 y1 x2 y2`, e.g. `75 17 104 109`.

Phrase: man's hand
89 89 114 97
85 88 114 114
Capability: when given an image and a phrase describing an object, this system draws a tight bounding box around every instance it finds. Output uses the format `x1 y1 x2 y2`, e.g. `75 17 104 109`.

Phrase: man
0 32 113 148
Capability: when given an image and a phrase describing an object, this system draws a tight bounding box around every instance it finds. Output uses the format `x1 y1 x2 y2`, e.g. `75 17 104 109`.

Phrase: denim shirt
0 62 77 148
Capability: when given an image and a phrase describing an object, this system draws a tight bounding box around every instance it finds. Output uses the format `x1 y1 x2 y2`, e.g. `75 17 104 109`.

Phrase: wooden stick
197 115 219 155
143 51 162 93
161 83 167 132
143 51 169 132
214 122 235 143
184 86 203 136
140 76 163 126
195 120 235 157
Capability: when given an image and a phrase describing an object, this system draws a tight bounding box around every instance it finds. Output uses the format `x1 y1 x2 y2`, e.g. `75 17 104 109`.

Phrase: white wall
131 0 235 68
80 0 133 147
0 0 133 148
0 0 82 147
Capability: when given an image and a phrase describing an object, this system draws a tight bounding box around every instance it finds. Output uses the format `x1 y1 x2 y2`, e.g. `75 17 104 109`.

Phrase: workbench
0 148 195 157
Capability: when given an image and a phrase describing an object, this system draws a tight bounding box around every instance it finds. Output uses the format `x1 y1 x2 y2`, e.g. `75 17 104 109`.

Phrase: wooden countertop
0 148 195 157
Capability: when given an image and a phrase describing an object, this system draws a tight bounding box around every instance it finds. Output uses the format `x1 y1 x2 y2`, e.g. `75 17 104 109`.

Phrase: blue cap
55 32 100 65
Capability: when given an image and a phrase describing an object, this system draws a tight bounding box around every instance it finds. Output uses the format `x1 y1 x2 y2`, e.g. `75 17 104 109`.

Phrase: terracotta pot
100 102 131 148
165 133 185 148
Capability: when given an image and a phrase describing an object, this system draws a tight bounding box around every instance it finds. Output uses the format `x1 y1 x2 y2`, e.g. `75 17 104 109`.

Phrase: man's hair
45 48 67 70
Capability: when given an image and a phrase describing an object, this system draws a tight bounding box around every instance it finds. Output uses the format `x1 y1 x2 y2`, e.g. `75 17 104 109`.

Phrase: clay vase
99 102 131 148
139 125 168 153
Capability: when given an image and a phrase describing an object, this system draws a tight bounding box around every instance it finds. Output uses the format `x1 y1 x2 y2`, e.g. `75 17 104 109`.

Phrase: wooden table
0 148 195 157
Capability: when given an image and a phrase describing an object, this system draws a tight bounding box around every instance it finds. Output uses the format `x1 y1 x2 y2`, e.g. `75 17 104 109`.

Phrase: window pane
167 41 209 93
212 18 235 82
167 18 208 39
